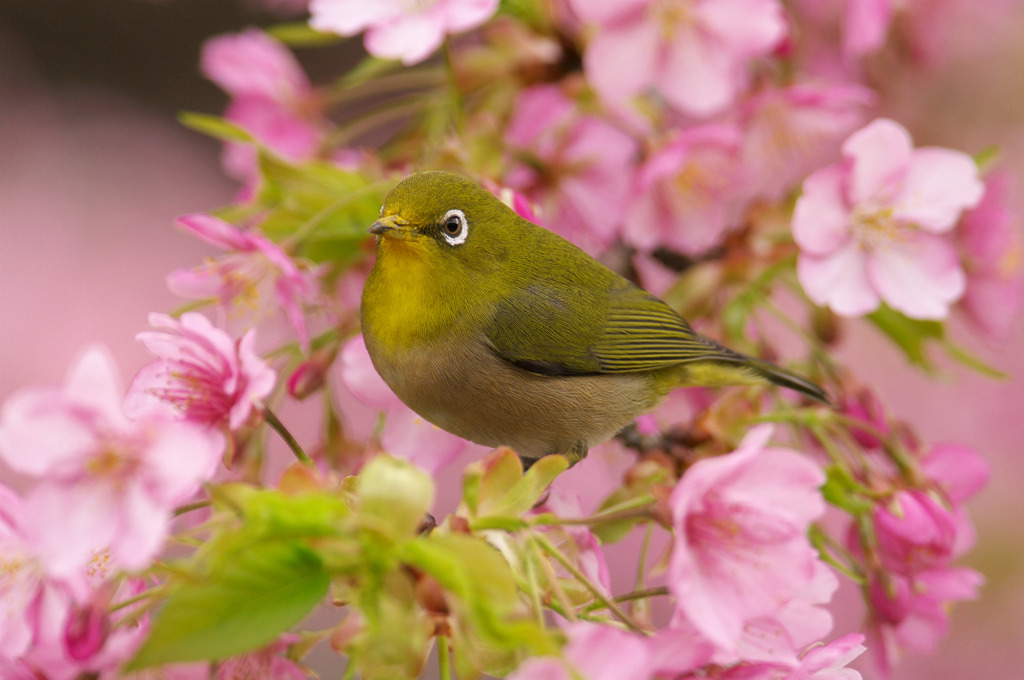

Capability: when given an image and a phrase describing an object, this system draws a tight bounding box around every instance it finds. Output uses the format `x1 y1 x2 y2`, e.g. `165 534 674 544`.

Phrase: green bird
361 171 827 464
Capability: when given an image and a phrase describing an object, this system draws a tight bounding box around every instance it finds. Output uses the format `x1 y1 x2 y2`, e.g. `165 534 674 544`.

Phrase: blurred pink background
1 3 1022 678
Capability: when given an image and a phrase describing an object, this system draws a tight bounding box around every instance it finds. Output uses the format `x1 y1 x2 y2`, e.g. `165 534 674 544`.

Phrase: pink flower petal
842 118 912 205
308 0 402 35
380 407 468 475
922 442 989 503
175 214 253 251
339 335 400 410
659 29 736 117
201 29 309 102
893 147 983 233
583 17 659 106
112 483 171 571
24 482 117 578
568 0 648 24
696 0 787 55
843 0 893 57
793 165 854 255
62 345 127 427
0 387 98 477
437 0 501 32
143 420 223 505
866 232 965 319
364 14 446 65
797 241 880 316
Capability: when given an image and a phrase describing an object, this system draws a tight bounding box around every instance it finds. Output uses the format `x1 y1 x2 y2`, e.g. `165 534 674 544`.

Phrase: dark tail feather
746 357 831 405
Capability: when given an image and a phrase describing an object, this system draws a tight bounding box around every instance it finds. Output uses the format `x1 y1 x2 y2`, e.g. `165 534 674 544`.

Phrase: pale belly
365 335 662 462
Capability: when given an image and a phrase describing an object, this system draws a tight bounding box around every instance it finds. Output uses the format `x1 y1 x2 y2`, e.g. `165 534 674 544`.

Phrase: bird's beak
369 214 414 238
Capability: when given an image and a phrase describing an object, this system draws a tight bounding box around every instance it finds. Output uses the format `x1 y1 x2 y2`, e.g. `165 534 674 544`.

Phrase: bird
360 171 828 464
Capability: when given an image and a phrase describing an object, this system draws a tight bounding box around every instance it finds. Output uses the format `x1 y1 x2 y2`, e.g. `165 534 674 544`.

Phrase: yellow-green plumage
361 171 827 463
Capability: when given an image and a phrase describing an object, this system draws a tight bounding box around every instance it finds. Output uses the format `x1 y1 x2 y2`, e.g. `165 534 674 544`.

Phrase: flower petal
793 164 853 255
797 242 880 316
866 232 965 319
583 17 659 106
893 147 983 233
842 118 912 204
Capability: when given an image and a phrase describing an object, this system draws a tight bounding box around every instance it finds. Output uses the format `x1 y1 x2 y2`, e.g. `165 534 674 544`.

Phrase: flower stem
437 635 452 680
533 533 645 634
263 407 313 465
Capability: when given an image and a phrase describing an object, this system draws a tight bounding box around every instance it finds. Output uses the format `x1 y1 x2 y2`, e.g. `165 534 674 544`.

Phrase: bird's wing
483 277 732 376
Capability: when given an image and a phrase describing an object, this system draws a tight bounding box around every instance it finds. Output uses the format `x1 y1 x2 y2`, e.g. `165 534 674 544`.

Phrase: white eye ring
440 209 468 246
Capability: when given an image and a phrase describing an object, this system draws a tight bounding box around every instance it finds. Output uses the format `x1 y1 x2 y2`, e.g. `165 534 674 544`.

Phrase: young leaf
125 541 329 670
266 22 342 47
178 112 254 144
867 305 944 370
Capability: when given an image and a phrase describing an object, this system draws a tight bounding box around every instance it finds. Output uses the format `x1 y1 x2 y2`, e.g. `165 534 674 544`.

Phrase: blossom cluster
1 0 1019 679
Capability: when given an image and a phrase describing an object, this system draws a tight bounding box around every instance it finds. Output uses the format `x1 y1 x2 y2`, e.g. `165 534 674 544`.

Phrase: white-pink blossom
625 123 747 256
168 213 318 349
309 0 499 65
569 0 787 117
738 83 875 200
505 84 638 253
668 424 829 655
126 312 276 430
956 170 1023 340
201 29 324 188
507 621 653 680
793 118 984 319
0 346 223 577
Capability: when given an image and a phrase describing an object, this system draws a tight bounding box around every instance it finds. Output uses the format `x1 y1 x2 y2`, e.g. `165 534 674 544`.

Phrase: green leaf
225 485 353 542
255 154 387 262
490 454 568 518
974 145 1001 173
867 305 944 369
266 22 342 47
465 449 568 519
820 465 873 515
178 112 254 143
126 541 329 670
943 339 1008 379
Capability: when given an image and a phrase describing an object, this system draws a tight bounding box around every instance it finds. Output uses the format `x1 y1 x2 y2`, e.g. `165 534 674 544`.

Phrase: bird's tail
680 340 831 405
743 356 831 405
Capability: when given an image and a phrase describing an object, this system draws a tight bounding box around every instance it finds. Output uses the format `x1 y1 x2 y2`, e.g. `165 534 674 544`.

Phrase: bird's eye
440 209 468 246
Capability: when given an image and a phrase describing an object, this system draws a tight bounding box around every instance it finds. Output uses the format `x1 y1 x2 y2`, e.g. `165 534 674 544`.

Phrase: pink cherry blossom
505 84 639 253
723 560 839 667
867 566 982 677
168 213 318 349
842 0 893 59
338 335 475 473
0 486 153 680
0 346 223 576
507 621 653 680
738 83 875 201
873 490 956 575
569 0 787 117
202 28 309 102
625 123 746 256
201 29 324 188
309 0 500 65
793 118 984 319
920 442 989 506
840 384 889 449
126 312 276 430
956 170 1023 340
716 633 866 679
668 424 828 654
